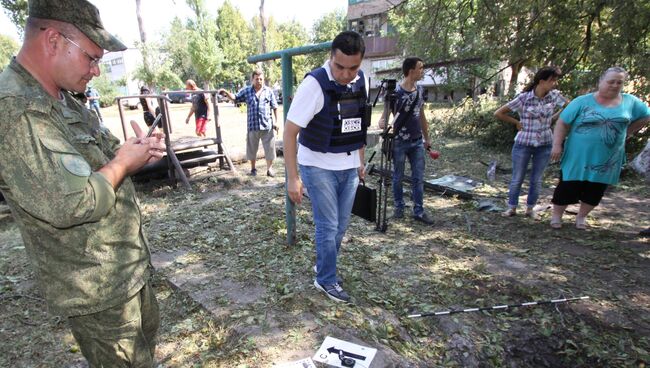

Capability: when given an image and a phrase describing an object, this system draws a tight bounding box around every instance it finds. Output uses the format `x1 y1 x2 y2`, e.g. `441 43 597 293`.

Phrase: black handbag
352 181 377 222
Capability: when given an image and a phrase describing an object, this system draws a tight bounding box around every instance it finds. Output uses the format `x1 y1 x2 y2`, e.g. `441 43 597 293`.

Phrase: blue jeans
89 103 103 122
508 143 552 208
392 138 425 216
299 165 359 285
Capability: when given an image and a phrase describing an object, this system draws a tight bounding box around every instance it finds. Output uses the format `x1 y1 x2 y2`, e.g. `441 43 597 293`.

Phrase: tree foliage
187 19 222 89
250 16 309 86
305 9 346 71
312 9 346 43
215 0 254 89
133 41 184 91
0 34 18 72
249 16 273 82
390 0 650 98
92 65 121 107
0 0 27 36
185 0 223 89
272 20 309 86
161 17 198 84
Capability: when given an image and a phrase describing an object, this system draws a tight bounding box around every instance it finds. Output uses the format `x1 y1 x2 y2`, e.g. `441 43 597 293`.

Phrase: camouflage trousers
68 281 160 368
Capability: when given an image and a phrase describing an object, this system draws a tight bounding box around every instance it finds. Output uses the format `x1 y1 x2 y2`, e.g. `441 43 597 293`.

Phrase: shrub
428 95 648 158
92 66 120 107
430 95 516 151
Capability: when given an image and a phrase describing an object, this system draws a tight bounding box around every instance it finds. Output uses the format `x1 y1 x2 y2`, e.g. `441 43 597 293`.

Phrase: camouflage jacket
0 59 150 317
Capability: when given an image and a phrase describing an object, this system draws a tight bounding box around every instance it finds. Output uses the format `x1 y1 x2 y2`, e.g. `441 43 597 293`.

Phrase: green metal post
247 42 331 63
247 42 332 246
280 53 296 245
281 53 293 121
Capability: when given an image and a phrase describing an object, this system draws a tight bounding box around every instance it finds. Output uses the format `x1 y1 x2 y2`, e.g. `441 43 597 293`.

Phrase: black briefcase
352 182 377 222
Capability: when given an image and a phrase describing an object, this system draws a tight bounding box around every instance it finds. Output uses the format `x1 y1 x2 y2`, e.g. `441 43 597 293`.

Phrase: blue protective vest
298 68 370 153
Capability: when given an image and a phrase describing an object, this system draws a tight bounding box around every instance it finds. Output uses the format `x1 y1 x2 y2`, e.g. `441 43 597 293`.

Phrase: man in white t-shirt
283 31 368 303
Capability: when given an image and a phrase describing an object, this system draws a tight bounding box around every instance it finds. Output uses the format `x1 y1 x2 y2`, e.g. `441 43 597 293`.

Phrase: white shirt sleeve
286 76 324 128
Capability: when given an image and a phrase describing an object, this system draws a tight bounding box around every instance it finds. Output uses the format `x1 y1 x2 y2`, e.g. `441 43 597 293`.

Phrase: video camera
372 79 398 110
383 79 397 92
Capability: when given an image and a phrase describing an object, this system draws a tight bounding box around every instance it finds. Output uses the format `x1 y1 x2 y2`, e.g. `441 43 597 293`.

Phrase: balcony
363 36 398 58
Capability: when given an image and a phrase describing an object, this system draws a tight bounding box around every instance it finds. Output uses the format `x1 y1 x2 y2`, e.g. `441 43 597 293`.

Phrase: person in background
284 31 368 303
0 0 166 365
184 79 211 137
494 66 567 220
378 57 434 225
140 85 161 130
85 84 103 122
219 70 278 177
549 67 650 229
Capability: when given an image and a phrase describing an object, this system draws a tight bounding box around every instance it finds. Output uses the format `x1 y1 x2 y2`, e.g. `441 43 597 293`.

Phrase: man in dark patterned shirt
379 57 434 225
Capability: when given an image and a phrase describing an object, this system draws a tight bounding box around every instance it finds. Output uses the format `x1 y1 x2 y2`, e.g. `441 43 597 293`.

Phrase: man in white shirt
284 31 368 303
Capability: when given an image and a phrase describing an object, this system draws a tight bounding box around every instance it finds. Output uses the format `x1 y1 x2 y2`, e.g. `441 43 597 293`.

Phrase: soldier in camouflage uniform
0 0 166 366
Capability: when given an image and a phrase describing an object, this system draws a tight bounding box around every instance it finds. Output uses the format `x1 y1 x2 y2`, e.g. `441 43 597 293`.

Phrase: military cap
28 0 127 52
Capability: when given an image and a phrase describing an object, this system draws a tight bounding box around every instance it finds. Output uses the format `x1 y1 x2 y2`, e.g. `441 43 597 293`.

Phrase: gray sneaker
413 212 434 225
392 207 404 219
313 280 350 303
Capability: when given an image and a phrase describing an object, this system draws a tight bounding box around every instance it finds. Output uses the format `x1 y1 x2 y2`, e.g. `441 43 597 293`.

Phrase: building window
365 16 382 37
386 23 395 36
350 20 359 33
357 20 365 34
371 58 400 72
110 57 123 66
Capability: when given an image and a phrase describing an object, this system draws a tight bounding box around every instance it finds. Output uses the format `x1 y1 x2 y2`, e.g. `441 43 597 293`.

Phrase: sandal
575 216 587 230
501 208 516 217
550 217 562 229
525 209 540 221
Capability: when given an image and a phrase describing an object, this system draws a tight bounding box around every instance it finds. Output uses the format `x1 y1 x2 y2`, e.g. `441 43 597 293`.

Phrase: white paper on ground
312 336 377 367
276 357 317 368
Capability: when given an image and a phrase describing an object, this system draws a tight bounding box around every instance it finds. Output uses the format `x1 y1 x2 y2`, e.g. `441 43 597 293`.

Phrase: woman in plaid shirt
495 67 567 219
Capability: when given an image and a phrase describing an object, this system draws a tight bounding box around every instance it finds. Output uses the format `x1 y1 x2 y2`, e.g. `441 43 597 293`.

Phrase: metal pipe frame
248 42 333 246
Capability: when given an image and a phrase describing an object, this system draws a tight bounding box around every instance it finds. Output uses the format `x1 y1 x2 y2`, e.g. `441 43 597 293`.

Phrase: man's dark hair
331 31 365 57
402 57 423 77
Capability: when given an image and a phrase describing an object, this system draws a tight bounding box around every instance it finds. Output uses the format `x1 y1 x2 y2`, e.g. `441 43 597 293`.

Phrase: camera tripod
373 79 397 232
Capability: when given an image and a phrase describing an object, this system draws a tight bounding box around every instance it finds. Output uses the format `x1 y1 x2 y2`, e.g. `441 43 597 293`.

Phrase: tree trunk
507 61 523 96
135 0 147 44
259 0 267 54
135 0 151 80
259 0 268 70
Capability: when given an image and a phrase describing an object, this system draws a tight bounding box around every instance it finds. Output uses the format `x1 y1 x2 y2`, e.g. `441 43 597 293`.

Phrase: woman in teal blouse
549 67 650 229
